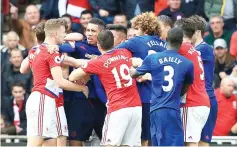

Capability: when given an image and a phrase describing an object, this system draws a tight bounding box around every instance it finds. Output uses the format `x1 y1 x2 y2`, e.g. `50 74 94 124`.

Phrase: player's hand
82 86 89 98
136 73 152 82
47 45 59 54
131 57 143 67
99 9 109 17
65 33 83 41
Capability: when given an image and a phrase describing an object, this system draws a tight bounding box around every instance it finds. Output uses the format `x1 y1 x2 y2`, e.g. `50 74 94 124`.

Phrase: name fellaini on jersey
147 40 167 48
104 55 129 68
159 57 182 65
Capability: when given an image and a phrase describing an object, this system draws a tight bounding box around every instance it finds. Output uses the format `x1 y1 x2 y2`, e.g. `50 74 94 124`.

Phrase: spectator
106 24 127 46
204 15 234 49
204 0 237 30
61 14 72 33
213 77 237 136
58 0 91 32
127 28 136 40
2 49 32 97
113 14 128 28
230 31 237 59
135 0 155 16
158 0 184 22
157 15 173 40
10 4 40 49
214 39 236 88
77 10 93 37
1 31 27 72
0 114 16 135
1 83 27 135
181 0 206 19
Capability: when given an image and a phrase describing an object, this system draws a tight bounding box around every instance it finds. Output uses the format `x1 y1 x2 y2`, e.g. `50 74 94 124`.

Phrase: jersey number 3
112 64 132 88
162 66 174 92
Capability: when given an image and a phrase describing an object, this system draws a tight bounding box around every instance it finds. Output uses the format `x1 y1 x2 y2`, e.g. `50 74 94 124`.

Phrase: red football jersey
82 49 142 113
179 43 210 107
29 44 64 103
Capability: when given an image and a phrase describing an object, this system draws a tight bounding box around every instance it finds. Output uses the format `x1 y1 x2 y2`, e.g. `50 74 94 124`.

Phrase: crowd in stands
1 0 237 138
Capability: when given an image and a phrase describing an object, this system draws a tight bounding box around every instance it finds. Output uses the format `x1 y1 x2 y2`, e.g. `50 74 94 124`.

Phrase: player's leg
68 98 94 146
122 106 142 146
199 98 218 146
56 106 69 146
141 103 151 146
42 138 57 146
26 92 45 147
150 109 162 146
182 106 210 146
100 108 130 146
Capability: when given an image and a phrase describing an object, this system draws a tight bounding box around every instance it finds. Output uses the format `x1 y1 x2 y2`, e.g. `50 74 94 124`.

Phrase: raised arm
20 57 31 74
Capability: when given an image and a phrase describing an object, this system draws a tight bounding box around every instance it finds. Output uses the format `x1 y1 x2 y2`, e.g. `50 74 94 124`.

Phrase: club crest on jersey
54 56 63 64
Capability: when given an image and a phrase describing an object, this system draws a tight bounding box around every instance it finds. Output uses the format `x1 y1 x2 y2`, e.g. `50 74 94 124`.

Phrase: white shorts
181 106 210 142
101 106 142 146
26 91 68 138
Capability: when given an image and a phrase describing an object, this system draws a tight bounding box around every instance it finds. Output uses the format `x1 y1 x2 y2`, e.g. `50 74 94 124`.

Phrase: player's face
10 50 23 68
113 15 128 27
214 47 227 58
210 17 224 33
127 28 136 40
81 14 93 28
86 23 100 45
158 21 171 40
12 86 25 101
111 30 126 47
56 26 66 44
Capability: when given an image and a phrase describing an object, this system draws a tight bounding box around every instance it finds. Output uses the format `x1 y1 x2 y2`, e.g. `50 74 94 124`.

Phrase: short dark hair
9 48 22 57
106 24 127 35
81 9 93 17
89 18 105 30
97 30 114 50
167 27 183 48
62 14 71 19
188 15 207 36
174 18 195 39
34 21 45 43
11 82 25 91
158 15 173 27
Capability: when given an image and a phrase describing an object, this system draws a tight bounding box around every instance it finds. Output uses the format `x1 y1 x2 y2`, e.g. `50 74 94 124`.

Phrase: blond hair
44 19 65 36
131 12 161 36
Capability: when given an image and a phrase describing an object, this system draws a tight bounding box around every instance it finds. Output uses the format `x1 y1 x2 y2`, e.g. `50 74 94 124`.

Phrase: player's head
127 28 136 40
97 30 114 53
86 18 105 45
106 24 127 47
166 27 183 50
131 12 161 36
174 18 196 40
11 82 25 100
34 21 45 44
188 15 207 43
157 15 173 40
44 19 67 44
61 14 72 32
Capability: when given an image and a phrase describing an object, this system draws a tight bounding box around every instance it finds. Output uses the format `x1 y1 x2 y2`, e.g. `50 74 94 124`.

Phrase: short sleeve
184 61 194 84
136 55 153 75
81 58 102 75
47 52 63 69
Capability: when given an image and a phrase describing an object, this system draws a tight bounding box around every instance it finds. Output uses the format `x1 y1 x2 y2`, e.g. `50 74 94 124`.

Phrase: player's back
179 42 210 107
96 49 141 113
145 50 194 113
196 42 215 98
30 44 63 98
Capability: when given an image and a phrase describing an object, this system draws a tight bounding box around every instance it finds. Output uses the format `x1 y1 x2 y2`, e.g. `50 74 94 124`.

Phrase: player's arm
181 62 194 96
64 32 84 41
20 57 30 74
62 56 89 68
115 37 138 53
69 68 90 82
51 66 88 97
92 75 107 104
130 54 153 78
